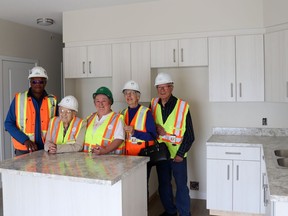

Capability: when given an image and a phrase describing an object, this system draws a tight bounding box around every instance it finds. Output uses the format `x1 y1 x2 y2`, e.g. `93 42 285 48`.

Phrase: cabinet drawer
207 146 260 161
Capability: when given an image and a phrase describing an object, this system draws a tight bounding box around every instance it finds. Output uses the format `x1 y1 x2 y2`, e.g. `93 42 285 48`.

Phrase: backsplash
213 127 288 137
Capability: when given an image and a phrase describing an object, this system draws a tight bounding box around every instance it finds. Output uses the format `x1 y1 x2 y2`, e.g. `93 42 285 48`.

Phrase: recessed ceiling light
36 18 55 26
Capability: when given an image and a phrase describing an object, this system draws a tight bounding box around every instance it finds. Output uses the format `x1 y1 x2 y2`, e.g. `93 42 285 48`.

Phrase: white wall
63 0 263 43
263 0 288 27
62 0 288 200
0 19 63 99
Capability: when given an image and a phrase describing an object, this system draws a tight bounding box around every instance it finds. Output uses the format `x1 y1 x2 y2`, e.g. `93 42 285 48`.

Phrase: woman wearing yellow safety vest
84 87 125 155
44 95 86 153
151 73 195 216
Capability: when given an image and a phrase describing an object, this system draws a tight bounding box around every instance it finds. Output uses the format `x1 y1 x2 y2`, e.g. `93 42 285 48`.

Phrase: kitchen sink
274 149 288 157
277 158 288 167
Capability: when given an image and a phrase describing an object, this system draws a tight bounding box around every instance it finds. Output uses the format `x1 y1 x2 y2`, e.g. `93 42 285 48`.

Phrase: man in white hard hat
150 73 195 216
5 66 57 156
44 95 86 153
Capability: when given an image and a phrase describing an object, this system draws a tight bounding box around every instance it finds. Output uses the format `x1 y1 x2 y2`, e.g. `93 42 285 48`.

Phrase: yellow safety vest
151 98 189 158
84 112 124 154
49 116 84 145
13 91 57 150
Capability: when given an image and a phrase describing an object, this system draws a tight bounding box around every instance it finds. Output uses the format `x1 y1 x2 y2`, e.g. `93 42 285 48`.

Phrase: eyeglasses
31 80 45 85
59 109 72 114
156 85 172 90
123 90 137 96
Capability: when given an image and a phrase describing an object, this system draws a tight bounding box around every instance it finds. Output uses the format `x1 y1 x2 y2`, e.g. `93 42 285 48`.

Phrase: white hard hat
58 95 78 112
122 80 141 93
28 66 48 80
154 73 173 86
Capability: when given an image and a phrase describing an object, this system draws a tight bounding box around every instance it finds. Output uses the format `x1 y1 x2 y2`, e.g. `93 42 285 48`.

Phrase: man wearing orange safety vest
150 73 195 216
5 66 57 156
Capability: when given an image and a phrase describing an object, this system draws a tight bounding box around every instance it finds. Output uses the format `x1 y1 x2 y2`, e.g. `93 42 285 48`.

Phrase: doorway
1 57 37 160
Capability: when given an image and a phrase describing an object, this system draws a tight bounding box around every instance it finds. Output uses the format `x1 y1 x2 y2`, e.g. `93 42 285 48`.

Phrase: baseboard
189 191 206 200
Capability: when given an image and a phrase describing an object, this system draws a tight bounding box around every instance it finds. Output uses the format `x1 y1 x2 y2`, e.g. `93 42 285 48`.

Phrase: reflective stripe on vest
84 112 124 154
50 116 83 144
151 97 189 158
13 91 57 150
121 106 153 155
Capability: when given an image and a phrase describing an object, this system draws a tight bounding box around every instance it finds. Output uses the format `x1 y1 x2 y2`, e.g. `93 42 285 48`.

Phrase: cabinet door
131 42 151 102
178 38 208 67
208 36 236 101
265 30 288 102
233 160 261 213
151 40 178 68
236 35 264 102
63 47 87 78
87 44 112 78
112 43 131 102
207 159 233 211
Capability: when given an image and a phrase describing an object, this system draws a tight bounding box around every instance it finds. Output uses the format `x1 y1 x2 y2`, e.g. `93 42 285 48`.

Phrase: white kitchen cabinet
112 43 131 102
112 42 152 102
265 30 288 102
150 38 208 68
207 145 261 214
63 44 112 78
208 34 264 102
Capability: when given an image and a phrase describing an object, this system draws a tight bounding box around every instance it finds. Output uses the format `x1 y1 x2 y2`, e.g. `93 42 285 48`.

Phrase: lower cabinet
207 145 261 214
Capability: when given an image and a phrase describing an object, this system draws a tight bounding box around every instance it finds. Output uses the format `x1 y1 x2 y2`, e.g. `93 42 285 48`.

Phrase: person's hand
124 125 134 135
24 140 38 152
48 143 57 154
173 155 183 163
91 145 102 155
156 124 166 136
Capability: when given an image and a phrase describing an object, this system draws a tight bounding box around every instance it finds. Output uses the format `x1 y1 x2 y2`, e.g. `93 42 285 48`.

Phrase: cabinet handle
286 82 288 98
230 83 233 98
227 164 230 180
82 62 85 74
89 61 91 74
225 152 241 155
263 184 268 207
181 48 184 62
239 83 242 98
236 165 239 181
173 49 176 63
262 173 266 188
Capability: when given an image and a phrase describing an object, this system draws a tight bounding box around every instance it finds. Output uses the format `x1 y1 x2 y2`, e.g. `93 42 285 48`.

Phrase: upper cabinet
265 30 288 102
209 34 264 102
63 44 112 78
112 42 151 102
150 38 208 68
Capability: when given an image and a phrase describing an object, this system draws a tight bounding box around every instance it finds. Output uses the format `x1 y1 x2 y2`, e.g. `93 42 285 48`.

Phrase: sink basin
274 149 288 157
277 158 288 167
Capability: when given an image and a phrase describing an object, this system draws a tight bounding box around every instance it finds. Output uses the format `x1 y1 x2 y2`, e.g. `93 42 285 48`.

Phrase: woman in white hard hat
44 95 86 153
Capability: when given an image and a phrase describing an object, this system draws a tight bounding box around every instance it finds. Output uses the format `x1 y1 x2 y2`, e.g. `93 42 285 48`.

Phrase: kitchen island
0 151 149 216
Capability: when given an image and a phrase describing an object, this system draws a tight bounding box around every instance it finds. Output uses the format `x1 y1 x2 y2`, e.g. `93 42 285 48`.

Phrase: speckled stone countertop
207 127 288 202
0 151 149 185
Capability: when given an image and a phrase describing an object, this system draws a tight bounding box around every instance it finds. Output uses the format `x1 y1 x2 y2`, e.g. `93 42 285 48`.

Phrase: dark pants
15 149 30 156
156 158 191 216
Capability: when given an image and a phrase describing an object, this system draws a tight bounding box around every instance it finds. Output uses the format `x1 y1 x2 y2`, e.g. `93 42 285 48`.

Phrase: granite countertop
207 128 288 202
0 151 149 185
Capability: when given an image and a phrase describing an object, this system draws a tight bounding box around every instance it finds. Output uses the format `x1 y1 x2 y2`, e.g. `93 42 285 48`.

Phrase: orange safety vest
84 112 124 154
13 91 57 150
121 106 154 156
49 116 83 144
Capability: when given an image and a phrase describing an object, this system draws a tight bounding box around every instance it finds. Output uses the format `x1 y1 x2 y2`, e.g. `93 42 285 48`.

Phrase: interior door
2 60 36 160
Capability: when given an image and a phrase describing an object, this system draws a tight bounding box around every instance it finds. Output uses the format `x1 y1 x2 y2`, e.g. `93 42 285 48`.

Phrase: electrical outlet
262 118 267 126
190 181 199 190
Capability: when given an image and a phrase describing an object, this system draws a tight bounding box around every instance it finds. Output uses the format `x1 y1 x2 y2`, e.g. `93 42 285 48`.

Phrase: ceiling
0 0 157 35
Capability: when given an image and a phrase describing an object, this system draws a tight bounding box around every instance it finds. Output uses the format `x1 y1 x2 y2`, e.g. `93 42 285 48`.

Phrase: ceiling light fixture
36 18 55 26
